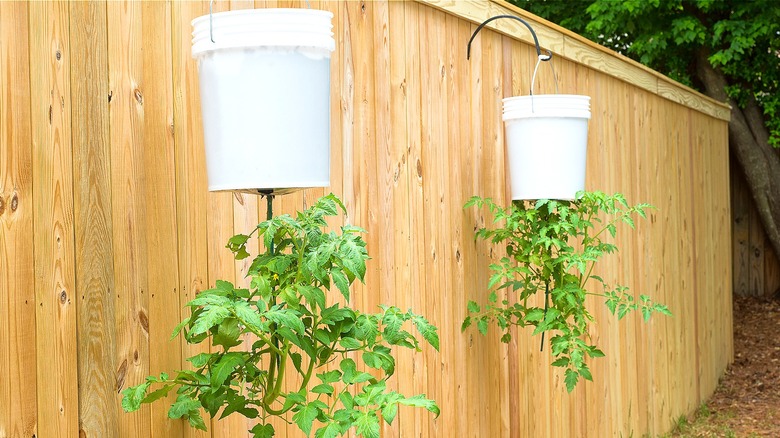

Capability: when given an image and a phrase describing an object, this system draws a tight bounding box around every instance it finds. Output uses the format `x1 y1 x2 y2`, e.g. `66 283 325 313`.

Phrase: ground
667 295 780 437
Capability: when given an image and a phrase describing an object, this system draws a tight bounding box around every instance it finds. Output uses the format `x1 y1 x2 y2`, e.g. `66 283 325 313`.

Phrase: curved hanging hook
467 14 552 61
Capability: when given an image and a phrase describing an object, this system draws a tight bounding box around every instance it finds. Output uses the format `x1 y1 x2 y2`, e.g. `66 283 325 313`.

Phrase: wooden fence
0 1 733 437
731 160 780 297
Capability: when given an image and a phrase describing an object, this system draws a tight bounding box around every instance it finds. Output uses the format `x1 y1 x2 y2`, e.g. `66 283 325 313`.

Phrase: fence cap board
418 0 732 122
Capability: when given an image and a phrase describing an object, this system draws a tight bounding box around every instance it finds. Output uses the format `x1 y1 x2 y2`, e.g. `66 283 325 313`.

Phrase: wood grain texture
70 2 120 436
106 1 151 436
730 153 780 297
171 2 209 437
28 1 79 436
8 1 734 437
0 3 37 437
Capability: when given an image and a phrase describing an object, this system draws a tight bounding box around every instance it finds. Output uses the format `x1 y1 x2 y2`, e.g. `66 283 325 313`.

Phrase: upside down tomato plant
122 194 439 437
462 191 671 392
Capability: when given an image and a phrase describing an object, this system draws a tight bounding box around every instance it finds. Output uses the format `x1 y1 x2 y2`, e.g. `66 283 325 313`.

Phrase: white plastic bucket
192 9 335 193
502 94 591 200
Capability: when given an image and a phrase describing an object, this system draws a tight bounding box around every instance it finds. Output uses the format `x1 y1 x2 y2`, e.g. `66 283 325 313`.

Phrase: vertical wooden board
594 75 621 438
654 97 680 433
0 2 37 436
633 88 657 434
715 120 735 368
624 86 651 436
730 159 750 296
507 41 536 438
709 116 729 395
443 12 471 438
417 6 447 437
170 1 212 437
478 27 507 438
339 0 355 244
748 192 766 295
668 97 693 431
224 195 255 436
29 2 79 436
579 69 605 437
608 78 629 438
106 1 152 436
69 2 121 436
689 111 711 403
369 2 404 434
385 2 417 437
137 2 190 437
399 3 428 437
703 115 732 398
464 16 482 438
644 94 671 436
343 0 376 318
616 77 640 437
766 244 780 296
681 108 701 415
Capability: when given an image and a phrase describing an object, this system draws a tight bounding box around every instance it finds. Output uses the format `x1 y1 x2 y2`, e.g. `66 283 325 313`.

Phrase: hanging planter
192 7 335 194
468 15 591 201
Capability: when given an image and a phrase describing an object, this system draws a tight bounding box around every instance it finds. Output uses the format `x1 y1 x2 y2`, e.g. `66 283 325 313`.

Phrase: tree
510 0 780 258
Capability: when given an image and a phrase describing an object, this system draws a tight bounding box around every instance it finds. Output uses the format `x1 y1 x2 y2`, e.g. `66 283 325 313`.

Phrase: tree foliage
511 0 780 261
514 0 780 145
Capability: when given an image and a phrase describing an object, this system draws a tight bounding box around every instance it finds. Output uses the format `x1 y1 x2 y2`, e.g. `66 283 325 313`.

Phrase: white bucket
502 94 591 200
192 9 335 194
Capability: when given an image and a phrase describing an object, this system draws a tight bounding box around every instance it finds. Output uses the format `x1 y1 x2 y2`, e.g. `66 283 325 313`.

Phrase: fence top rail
418 0 732 122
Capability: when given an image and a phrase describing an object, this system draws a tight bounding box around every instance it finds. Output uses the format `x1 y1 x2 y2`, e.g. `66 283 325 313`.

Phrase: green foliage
513 0 780 147
122 194 439 437
463 191 670 392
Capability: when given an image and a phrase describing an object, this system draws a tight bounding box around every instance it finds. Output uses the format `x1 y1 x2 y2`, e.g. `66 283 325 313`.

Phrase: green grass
658 403 740 438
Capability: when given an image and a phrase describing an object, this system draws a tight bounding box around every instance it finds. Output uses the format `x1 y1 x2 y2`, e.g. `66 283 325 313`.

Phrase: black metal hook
467 14 552 61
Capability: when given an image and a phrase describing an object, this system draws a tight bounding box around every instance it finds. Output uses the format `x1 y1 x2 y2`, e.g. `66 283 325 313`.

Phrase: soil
684 295 780 437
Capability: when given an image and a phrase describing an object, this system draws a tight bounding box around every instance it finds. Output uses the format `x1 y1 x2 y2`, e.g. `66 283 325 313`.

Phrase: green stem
237 320 284 356
265 349 278 402
297 354 317 393
264 343 289 406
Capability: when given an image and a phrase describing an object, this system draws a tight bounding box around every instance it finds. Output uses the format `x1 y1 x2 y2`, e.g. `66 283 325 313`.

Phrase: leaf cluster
122 194 439 437
462 191 670 392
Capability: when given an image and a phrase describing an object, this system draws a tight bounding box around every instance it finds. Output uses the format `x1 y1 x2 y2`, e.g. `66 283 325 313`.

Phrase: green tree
510 0 780 259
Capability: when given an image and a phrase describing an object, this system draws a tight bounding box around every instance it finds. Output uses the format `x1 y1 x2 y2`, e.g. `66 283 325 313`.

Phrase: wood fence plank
171 1 213 437
418 6 447 437
28 1 79 435
0 3 37 436
386 3 415 437
448 14 476 438
401 3 430 437
137 2 189 437
749 193 766 296
106 1 151 436
369 2 403 434
466 16 489 438
69 2 121 436
730 160 750 296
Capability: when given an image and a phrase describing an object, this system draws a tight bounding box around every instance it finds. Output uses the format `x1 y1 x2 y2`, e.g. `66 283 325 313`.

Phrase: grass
657 403 764 438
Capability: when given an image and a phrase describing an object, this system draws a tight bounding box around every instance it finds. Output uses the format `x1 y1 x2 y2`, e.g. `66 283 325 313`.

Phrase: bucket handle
208 0 312 43
530 52 559 96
